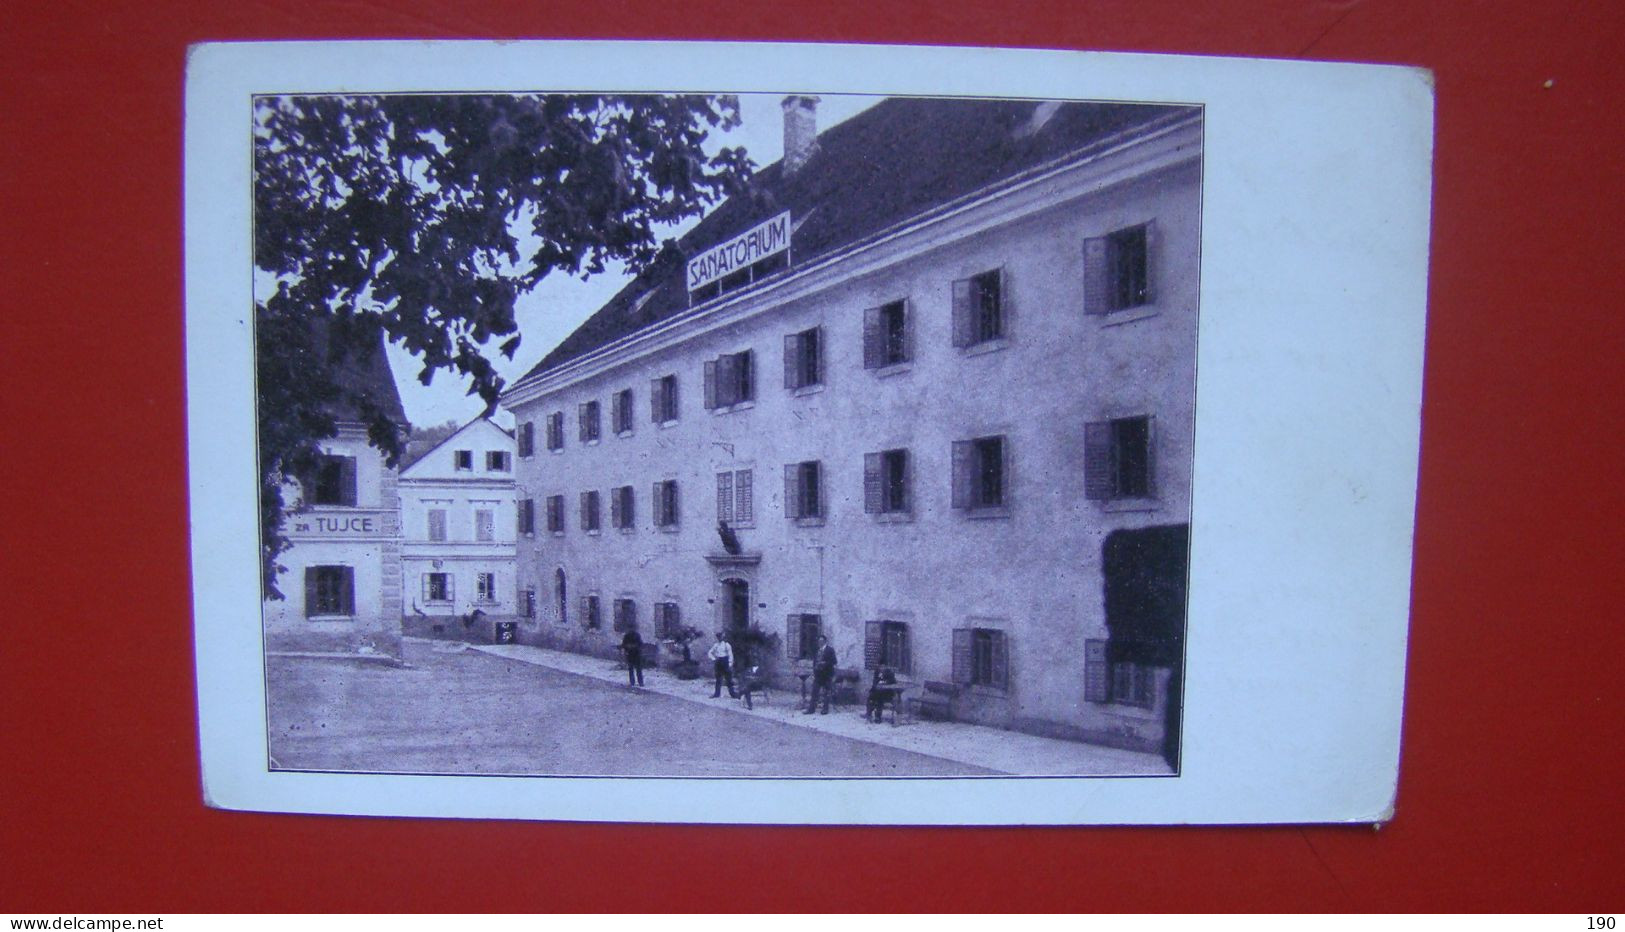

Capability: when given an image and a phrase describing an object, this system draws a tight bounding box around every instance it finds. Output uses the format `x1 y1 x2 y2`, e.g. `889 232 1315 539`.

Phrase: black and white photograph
188 41 1430 824
254 89 1201 780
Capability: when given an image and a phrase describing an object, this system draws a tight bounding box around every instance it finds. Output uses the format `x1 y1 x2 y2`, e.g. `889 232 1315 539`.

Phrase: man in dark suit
620 625 645 687
804 635 838 714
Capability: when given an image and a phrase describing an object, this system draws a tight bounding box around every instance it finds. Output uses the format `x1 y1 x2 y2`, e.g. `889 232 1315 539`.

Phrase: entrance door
723 578 750 633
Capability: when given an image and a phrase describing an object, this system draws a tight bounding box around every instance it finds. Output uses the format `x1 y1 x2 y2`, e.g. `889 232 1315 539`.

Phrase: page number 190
1589 918 1616 929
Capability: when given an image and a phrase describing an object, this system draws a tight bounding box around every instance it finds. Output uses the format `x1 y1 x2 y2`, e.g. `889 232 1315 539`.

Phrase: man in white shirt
707 631 739 699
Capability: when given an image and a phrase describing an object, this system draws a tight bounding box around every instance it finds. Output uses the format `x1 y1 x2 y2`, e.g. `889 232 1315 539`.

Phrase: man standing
707 631 738 698
804 635 838 714
620 625 645 688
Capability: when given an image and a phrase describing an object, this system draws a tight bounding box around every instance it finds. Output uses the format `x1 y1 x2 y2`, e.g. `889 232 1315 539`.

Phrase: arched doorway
555 568 567 623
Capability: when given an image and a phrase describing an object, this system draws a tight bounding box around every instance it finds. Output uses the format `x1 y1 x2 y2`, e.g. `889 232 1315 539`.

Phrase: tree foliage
255 93 751 597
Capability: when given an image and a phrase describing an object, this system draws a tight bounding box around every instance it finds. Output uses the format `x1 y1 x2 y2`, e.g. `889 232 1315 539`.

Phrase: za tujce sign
289 511 388 538
687 211 791 292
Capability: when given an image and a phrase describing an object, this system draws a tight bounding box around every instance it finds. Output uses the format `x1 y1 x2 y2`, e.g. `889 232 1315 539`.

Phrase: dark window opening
311 455 356 506
881 301 908 365
307 565 354 617
882 449 908 513
453 450 473 471
486 450 510 472
1085 415 1154 501
1108 225 1149 311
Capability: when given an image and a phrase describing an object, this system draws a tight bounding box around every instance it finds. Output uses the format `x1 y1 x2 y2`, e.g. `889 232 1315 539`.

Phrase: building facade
263 424 406 660
502 97 1200 758
398 417 521 639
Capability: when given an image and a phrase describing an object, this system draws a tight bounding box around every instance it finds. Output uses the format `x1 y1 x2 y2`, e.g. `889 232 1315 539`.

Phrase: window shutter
863 452 881 514
735 469 753 523
999 435 1012 508
951 440 972 509
303 567 319 617
951 277 973 347
716 472 733 523
1084 420 1113 500
899 625 913 676
864 620 881 670
1145 415 1158 497
445 575 454 603
703 360 717 409
863 305 881 369
579 491 590 529
1143 219 1159 306
651 482 663 526
520 498 534 534
783 332 800 389
577 403 588 441
667 602 680 636
623 486 635 527
998 266 1011 338
580 596 590 626
650 377 663 424
610 487 622 528
421 573 431 604
786 614 801 661
1083 236 1109 314
338 457 358 506
610 392 623 433
783 463 800 519
952 628 973 685
547 496 559 533
902 300 915 363
991 630 1009 691
1085 638 1110 702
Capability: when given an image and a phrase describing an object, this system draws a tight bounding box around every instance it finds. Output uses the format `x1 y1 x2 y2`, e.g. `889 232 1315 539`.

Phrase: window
952 268 1005 347
952 435 1008 511
310 455 357 506
612 598 637 633
547 495 565 534
522 586 537 619
423 572 453 603
1084 416 1154 500
476 572 498 604
304 565 354 617
611 388 634 435
716 469 753 525
427 508 448 542
475 508 495 542
784 460 822 520
1110 660 1158 709
1084 223 1152 314
865 620 911 675
486 450 510 472
610 485 636 530
580 490 601 532
518 498 535 535
654 602 682 639
704 350 754 409
546 412 565 451
518 422 534 458
453 450 473 471
650 374 679 424
581 594 601 629
652 479 680 528
578 400 601 443
864 449 910 514
783 326 822 390
953 627 1008 691
863 300 910 368
784 613 823 661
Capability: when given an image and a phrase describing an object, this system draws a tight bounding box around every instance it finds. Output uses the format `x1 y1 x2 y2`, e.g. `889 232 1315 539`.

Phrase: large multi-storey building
262 334 408 661
502 95 1201 758
398 416 520 639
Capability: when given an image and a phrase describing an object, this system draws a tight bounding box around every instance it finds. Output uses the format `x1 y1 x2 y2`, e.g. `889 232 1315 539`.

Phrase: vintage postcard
185 40 1432 823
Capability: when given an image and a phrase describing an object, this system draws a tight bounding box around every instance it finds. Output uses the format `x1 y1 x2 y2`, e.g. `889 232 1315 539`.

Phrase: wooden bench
908 680 959 722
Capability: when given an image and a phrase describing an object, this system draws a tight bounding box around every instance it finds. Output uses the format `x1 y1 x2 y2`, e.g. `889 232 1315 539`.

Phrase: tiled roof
514 96 1193 386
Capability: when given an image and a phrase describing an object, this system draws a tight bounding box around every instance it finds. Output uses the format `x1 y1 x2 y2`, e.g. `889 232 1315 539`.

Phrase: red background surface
3 0 1621 913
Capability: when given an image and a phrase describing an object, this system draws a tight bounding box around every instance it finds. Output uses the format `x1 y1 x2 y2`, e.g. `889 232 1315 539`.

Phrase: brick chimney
781 95 821 175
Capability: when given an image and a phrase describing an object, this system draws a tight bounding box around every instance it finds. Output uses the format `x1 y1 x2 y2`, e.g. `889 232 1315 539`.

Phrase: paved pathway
468 641 1170 777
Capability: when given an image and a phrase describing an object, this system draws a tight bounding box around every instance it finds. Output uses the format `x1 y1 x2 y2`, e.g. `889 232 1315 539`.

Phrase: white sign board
686 210 791 291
